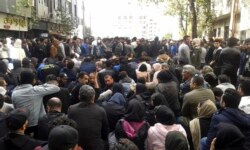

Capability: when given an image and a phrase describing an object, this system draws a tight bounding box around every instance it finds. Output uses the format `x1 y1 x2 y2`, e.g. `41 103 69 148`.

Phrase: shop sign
0 13 28 31
48 23 68 35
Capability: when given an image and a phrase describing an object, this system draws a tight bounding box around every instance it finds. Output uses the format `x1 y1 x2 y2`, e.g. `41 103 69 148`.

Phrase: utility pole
229 0 239 37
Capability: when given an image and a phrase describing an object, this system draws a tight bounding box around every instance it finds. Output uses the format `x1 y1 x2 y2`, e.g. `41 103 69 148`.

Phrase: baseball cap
5 108 30 130
48 125 78 150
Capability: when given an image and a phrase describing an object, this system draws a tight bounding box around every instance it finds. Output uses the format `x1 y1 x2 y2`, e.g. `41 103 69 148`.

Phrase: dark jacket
218 47 240 86
0 133 45 150
68 102 109 150
103 93 126 132
43 88 71 114
37 111 65 140
205 108 250 150
0 112 8 138
156 81 180 116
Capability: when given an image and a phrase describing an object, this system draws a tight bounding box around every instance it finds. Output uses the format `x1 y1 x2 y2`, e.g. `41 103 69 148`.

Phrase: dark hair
67 61 74 69
155 105 175 125
46 74 57 82
192 75 204 86
239 79 250 96
183 35 190 41
222 89 241 108
20 70 35 84
138 64 147 72
49 115 78 131
151 93 169 107
22 57 31 68
119 71 128 80
47 98 62 109
104 74 113 79
137 77 146 84
112 138 139 150
157 70 174 83
218 74 231 83
227 37 239 47
0 61 7 74
13 59 22 69
77 71 88 79
0 94 4 109
105 60 112 68
79 85 95 102
212 87 223 97
112 83 124 95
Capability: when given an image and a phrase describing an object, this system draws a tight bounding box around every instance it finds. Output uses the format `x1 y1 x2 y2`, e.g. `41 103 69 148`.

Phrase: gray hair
183 65 196 75
79 85 95 102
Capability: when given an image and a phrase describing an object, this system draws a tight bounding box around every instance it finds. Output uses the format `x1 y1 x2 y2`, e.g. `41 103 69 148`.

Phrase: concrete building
213 0 250 41
0 0 87 38
0 0 33 38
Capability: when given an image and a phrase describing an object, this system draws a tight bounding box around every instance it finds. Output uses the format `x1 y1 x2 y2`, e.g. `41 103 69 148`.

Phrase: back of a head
124 99 145 122
48 125 78 150
46 74 57 83
227 37 239 47
20 70 35 85
218 74 231 84
157 70 174 83
215 123 245 149
192 74 204 87
165 131 188 150
183 65 195 75
155 105 175 125
198 99 217 118
138 64 147 72
14 39 22 48
79 85 95 103
13 59 22 69
47 97 62 110
151 93 169 107
222 88 241 108
5 108 29 131
67 61 75 69
112 138 139 150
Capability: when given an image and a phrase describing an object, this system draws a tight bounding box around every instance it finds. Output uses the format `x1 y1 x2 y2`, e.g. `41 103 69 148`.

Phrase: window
224 26 229 40
218 28 221 37
74 4 77 16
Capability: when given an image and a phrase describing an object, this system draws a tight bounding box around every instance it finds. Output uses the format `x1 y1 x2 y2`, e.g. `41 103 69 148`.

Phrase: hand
210 138 216 150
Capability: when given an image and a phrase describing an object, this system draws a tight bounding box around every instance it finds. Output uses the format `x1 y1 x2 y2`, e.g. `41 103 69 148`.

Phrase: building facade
0 0 87 38
213 0 250 41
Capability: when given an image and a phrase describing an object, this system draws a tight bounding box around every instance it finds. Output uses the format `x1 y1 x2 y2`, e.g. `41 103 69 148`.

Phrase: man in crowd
11 70 60 137
178 35 191 64
68 85 109 150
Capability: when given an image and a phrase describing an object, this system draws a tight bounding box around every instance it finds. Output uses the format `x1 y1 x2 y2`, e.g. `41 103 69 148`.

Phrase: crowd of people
0 34 250 150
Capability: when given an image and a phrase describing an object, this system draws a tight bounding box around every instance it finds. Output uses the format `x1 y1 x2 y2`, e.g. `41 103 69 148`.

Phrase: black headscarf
112 83 124 96
124 99 145 122
215 123 245 150
151 93 169 107
165 131 189 150
155 105 175 125
135 83 147 95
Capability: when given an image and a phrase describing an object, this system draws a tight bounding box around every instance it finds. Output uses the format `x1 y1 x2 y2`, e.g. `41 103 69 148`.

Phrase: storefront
0 13 28 38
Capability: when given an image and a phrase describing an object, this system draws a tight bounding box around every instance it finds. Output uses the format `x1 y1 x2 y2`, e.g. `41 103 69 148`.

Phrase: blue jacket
205 108 250 150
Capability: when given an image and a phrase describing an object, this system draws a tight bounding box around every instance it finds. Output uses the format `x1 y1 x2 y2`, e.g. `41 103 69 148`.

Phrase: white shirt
239 96 250 114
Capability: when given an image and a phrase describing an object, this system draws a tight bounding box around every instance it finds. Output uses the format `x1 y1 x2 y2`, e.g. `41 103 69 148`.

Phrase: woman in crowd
115 99 150 150
189 99 217 150
147 105 186 150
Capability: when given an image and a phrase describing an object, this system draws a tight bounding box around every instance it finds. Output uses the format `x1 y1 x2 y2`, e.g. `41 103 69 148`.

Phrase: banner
0 13 28 31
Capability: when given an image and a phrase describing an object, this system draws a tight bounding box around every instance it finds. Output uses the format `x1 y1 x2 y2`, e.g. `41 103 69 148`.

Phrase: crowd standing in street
0 35 250 150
